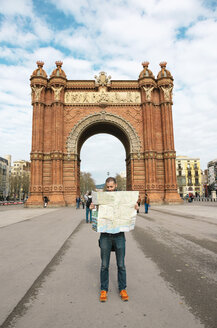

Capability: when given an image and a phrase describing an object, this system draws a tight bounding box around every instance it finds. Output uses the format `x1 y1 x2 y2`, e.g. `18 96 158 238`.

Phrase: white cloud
0 0 33 16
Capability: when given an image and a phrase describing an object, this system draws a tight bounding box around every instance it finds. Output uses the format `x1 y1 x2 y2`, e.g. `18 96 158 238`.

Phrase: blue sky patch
33 0 82 31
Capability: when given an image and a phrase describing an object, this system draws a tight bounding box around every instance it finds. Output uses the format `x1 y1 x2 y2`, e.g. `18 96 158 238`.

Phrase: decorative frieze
64 89 141 105
163 151 176 159
31 153 43 160
133 184 145 190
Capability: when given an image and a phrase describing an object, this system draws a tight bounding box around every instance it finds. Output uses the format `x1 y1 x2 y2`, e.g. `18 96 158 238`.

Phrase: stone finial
55 61 63 68
139 61 154 79
50 61 66 78
142 61 149 68
159 62 167 68
157 61 172 79
31 61 47 78
36 61 44 68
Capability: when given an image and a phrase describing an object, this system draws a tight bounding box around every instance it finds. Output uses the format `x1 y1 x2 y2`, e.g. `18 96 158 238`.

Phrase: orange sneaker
120 289 129 301
100 290 107 302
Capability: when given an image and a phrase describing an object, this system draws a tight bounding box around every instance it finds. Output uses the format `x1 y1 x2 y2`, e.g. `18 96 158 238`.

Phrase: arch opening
80 133 126 188
77 121 130 158
78 122 130 192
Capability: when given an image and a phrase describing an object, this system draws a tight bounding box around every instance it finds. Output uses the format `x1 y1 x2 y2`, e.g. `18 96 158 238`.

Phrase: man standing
93 177 138 302
144 193 150 214
86 191 92 223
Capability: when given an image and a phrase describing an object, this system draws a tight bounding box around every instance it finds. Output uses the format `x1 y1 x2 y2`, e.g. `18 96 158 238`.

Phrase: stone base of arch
163 191 183 204
25 195 44 208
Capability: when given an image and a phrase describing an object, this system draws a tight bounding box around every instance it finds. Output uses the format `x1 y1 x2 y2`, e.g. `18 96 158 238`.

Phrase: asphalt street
0 203 216 328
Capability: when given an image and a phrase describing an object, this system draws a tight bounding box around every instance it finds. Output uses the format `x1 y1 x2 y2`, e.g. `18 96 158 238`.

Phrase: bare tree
9 173 30 200
115 174 126 191
80 172 96 196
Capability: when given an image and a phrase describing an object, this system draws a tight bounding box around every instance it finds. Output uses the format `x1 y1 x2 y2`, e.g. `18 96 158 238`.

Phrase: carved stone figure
51 86 63 101
31 86 44 101
161 85 173 101
143 86 154 101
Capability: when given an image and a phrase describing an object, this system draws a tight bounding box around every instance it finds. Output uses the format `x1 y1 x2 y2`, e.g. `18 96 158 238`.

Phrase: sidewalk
0 207 84 326
151 203 217 221
0 207 59 228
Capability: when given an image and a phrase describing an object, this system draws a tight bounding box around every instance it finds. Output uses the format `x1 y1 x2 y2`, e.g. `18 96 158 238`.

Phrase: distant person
81 197 85 209
76 196 81 209
144 193 150 214
86 192 92 223
137 195 141 213
43 196 49 207
90 177 138 302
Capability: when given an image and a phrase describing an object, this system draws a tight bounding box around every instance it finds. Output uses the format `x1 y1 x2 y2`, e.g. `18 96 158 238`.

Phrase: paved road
0 204 216 328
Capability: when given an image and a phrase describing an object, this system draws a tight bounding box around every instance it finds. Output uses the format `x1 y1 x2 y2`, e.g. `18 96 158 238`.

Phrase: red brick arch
26 61 181 207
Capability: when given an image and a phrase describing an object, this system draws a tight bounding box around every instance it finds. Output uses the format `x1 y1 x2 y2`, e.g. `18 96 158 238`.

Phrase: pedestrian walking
43 196 49 207
81 197 85 209
76 196 81 209
90 177 138 302
144 193 150 214
86 192 92 223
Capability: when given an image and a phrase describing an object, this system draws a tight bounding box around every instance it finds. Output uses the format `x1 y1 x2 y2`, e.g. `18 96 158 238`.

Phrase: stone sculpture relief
160 85 173 101
64 89 141 105
31 86 44 101
94 72 111 87
143 86 154 101
51 86 63 101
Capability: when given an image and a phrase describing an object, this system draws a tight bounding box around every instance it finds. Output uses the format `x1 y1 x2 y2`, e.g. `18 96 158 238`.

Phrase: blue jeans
86 207 92 223
99 232 126 292
145 203 149 213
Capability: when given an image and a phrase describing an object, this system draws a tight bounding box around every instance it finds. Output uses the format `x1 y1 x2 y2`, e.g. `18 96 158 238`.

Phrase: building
207 159 217 191
176 156 202 198
11 160 30 199
0 157 9 199
11 160 30 177
201 169 208 197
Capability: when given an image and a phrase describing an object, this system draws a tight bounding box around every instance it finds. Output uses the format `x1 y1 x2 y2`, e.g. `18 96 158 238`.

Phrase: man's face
106 181 117 191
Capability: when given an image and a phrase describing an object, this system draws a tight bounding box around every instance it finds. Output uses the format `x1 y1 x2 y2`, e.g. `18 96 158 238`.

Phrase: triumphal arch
26 61 181 207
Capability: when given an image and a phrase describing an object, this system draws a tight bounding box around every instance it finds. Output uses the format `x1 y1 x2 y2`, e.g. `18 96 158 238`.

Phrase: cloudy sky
0 0 217 184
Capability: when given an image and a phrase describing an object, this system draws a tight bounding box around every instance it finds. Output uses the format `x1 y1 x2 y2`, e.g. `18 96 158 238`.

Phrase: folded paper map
92 191 139 233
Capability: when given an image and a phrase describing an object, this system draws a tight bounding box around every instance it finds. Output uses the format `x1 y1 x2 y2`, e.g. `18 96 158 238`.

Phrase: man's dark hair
105 177 117 184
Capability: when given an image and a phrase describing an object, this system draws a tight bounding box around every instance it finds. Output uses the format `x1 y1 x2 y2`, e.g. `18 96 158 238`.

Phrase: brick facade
26 61 182 207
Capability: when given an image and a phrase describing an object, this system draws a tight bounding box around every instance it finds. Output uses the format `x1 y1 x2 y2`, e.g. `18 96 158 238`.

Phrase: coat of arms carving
94 72 111 87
